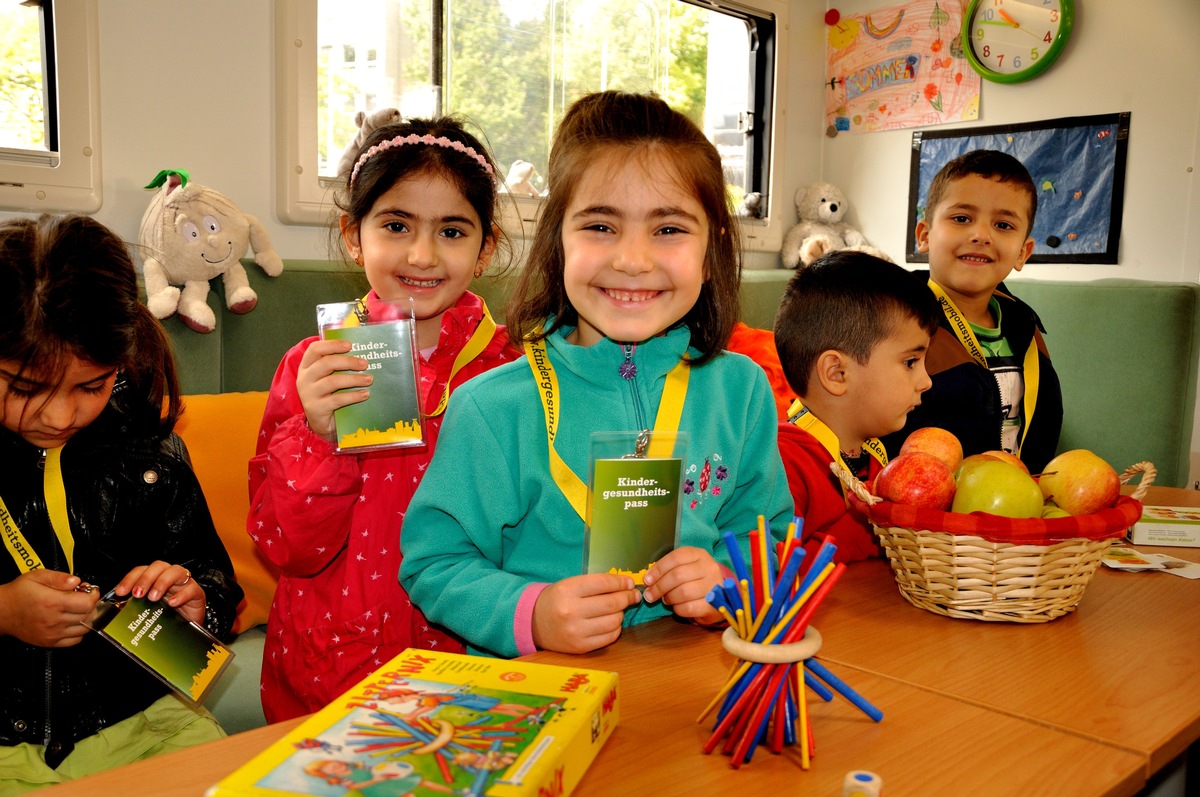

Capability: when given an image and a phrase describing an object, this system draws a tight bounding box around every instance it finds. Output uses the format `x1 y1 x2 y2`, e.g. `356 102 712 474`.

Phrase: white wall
15 1 1197 277
812 1 1200 284
77 1 330 259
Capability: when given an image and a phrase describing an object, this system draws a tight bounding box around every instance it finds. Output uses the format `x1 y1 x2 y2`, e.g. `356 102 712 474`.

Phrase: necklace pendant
619 361 637 379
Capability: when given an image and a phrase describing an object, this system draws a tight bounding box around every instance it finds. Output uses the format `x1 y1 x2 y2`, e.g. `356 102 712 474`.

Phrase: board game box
1127 505 1200 548
205 649 619 797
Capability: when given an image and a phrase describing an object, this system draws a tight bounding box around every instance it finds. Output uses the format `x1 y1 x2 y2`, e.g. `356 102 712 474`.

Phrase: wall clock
962 0 1075 84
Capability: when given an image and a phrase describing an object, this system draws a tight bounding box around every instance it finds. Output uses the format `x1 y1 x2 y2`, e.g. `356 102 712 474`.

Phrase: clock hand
997 8 1019 26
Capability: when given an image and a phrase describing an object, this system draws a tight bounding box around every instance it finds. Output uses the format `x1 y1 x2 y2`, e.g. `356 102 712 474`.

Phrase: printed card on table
317 298 424 453
583 431 686 586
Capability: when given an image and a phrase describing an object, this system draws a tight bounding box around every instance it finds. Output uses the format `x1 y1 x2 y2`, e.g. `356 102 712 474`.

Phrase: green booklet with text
317 298 424 453
583 432 686 586
84 592 234 705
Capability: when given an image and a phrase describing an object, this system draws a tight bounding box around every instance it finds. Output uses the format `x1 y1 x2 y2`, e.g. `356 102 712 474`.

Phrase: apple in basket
951 458 1043 518
979 449 1029 474
899 426 963 470
1038 449 1120 515
953 450 1030 479
875 452 956 511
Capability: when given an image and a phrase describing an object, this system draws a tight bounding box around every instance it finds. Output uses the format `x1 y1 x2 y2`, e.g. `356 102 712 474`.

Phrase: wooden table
38 619 1146 797
817 485 1200 778
39 487 1195 796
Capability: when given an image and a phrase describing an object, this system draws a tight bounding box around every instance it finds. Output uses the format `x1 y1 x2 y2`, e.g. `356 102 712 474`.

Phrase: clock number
1043 31 1052 43
982 44 991 57
996 53 1004 67
1050 9 1059 22
1030 47 1039 61
1012 55 1021 68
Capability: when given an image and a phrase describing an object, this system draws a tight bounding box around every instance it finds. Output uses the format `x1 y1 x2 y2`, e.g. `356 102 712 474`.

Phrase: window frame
0 0 102 214
274 0 788 252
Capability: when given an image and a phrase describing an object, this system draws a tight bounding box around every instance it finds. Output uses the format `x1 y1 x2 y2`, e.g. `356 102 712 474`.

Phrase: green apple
951 459 1044 518
1041 501 1071 519
1038 450 1120 515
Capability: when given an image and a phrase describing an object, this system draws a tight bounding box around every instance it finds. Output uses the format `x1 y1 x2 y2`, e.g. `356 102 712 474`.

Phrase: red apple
875 452 956 511
952 459 1043 518
979 449 1029 474
899 427 963 471
1037 450 1120 516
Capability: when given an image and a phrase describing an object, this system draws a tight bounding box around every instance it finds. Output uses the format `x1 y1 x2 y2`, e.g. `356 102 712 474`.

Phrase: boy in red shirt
774 251 940 562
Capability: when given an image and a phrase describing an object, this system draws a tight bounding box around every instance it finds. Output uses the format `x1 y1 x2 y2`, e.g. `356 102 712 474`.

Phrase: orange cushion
175 391 277 634
727 322 794 421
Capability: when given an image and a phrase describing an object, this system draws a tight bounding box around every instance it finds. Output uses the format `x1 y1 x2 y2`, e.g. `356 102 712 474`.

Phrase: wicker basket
834 460 1155 623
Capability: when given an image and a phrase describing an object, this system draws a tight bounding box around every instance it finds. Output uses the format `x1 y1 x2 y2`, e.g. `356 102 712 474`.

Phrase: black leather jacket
0 410 243 767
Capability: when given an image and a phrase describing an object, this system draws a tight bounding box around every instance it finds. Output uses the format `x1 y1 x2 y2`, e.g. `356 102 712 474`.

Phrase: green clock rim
961 0 1075 84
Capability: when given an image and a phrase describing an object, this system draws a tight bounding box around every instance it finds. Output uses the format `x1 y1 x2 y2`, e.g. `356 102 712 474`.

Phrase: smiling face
843 315 933 442
164 188 252 280
561 150 708 348
342 170 493 349
916 173 1035 317
0 355 116 449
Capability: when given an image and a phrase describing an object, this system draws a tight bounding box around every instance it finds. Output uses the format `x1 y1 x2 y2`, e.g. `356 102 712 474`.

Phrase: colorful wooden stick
699 523 882 769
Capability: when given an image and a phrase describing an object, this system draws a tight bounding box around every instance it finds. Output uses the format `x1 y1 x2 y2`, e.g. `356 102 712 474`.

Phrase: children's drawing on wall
824 1 980 134
906 112 1131 264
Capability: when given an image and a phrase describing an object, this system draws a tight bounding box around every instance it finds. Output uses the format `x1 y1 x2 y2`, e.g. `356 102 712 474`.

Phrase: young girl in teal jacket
400 92 793 659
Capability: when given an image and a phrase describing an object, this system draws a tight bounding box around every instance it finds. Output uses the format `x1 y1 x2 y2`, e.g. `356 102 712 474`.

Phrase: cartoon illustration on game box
253 678 566 796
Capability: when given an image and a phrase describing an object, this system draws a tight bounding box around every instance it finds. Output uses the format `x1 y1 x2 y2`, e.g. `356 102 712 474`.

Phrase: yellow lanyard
344 294 497 417
786 399 887 491
524 336 690 520
927 281 1039 452
1 444 75 574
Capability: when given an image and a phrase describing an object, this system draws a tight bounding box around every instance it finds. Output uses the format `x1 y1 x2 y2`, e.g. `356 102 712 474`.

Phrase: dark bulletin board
906 112 1131 264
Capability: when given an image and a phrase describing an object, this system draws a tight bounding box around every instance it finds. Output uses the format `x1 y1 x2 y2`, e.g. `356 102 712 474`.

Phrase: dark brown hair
924 149 1038 235
0 214 182 436
333 116 508 269
774 250 940 395
505 91 740 366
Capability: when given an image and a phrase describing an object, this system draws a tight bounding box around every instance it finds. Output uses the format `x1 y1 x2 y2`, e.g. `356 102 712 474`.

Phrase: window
0 0 101 213
277 0 784 250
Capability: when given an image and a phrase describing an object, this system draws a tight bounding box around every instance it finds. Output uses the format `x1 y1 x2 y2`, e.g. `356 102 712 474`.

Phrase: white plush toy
139 169 284 334
337 107 403 178
780 181 890 269
503 160 541 197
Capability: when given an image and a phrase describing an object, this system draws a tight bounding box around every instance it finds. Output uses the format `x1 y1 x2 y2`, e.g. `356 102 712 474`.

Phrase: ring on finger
180 568 191 586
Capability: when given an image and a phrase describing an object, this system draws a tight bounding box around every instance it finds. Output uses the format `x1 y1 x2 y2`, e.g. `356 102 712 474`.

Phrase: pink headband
348 133 494 186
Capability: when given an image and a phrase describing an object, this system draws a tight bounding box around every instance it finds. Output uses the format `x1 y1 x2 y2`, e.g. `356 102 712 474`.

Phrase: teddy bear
337 107 403 178
502 160 542 197
138 169 284 334
780 181 891 269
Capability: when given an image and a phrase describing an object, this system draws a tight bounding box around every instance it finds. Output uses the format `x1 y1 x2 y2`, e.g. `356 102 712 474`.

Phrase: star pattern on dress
253 320 512 715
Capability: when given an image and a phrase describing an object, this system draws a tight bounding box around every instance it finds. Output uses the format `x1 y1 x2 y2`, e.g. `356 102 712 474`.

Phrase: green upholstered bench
1006 278 1200 488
